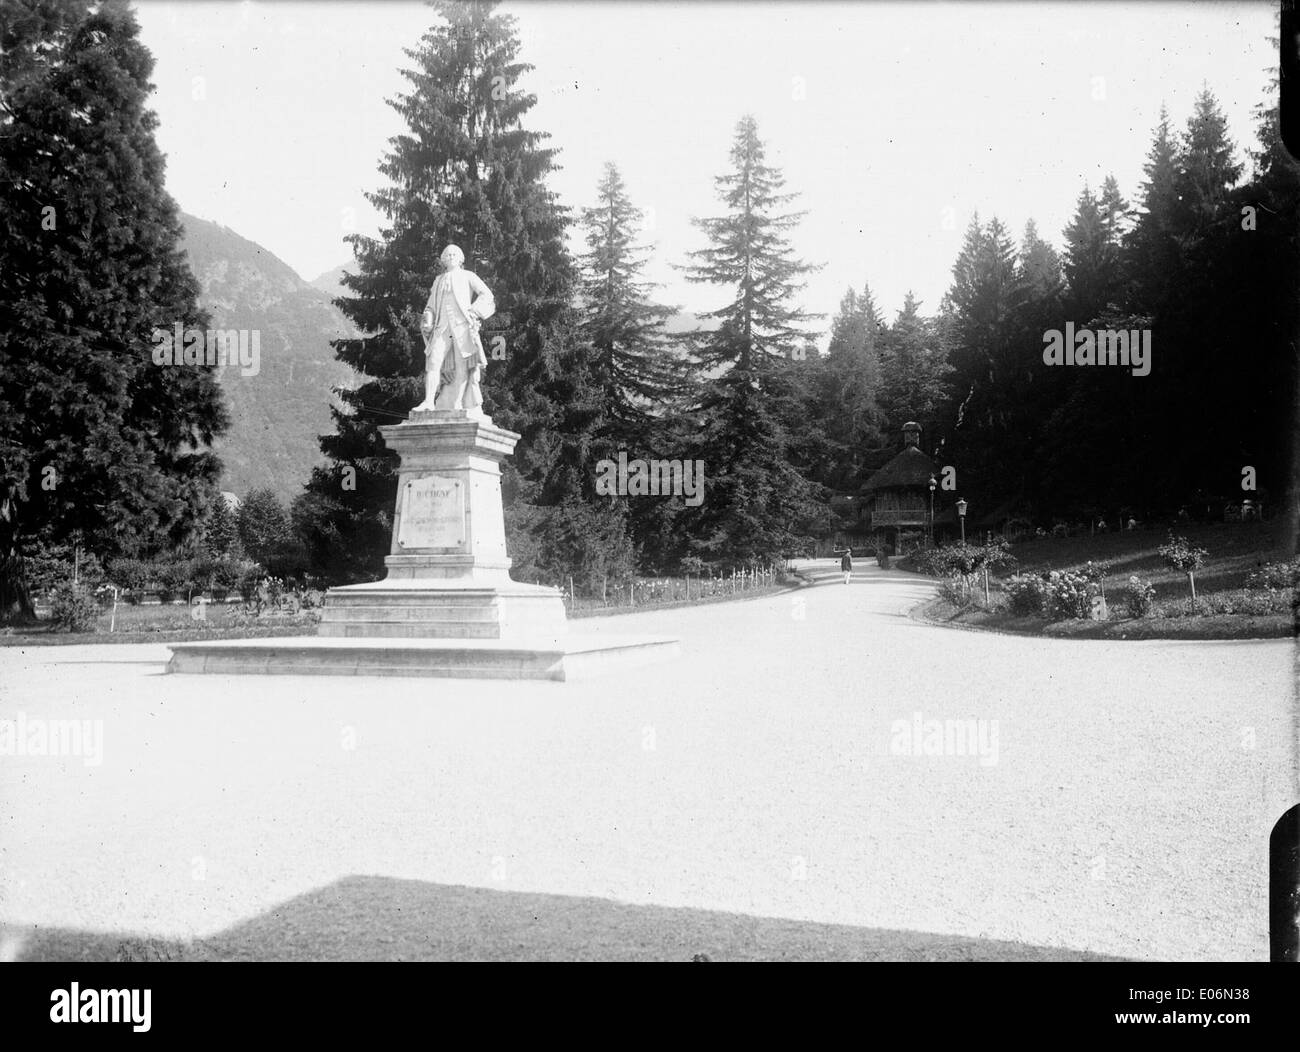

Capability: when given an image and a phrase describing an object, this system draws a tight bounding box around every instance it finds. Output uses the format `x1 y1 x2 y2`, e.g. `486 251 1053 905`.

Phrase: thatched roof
862 446 937 494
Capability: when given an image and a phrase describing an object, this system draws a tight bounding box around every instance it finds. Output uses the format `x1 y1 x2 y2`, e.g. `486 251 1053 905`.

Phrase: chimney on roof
902 421 920 448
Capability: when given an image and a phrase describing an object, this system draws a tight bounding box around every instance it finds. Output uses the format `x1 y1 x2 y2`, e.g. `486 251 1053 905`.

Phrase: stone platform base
316 578 566 641
165 634 681 682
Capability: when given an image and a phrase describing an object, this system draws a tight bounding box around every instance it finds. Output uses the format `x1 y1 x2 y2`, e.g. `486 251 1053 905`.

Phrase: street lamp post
956 498 968 544
928 475 937 547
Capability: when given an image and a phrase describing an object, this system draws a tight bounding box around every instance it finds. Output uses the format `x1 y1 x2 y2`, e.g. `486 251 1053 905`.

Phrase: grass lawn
1003 519 1290 597
1 600 320 646
3 573 807 644
915 519 1295 640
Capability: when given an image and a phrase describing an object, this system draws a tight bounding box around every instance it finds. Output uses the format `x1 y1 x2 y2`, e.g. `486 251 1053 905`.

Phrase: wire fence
559 565 787 614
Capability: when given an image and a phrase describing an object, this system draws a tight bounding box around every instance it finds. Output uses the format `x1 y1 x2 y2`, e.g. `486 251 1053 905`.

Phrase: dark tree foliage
799 284 888 492
876 291 952 444
678 369 829 567
577 161 689 451
675 116 829 565
0 0 227 620
1124 104 1182 309
573 162 699 574
940 215 1034 496
921 83 1295 523
680 115 822 371
237 488 292 569
203 493 242 559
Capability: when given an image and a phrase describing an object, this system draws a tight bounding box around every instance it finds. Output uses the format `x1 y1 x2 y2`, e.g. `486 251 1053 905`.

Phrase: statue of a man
412 244 495 414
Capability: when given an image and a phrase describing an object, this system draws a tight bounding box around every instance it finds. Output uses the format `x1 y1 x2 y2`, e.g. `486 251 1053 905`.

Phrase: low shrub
928 538 1016 579
1245 558 1300 592
1080 561 1111 594
187 557 215 593
909 548 945 576
206 558 246 602
110 555 234 602
1122 575 1157 618
1042 570 1094 620
108 557 153 592
49 581 100 632
1152 589 1289 618
157 560 195 597
1158 532 1209 603
237 566 264 603
1004 573 1047 617
937 573 973 609
23 540 106 598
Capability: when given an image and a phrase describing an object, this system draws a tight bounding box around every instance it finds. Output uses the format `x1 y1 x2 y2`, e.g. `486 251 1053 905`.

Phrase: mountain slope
180 214 357 505
308 263 353 302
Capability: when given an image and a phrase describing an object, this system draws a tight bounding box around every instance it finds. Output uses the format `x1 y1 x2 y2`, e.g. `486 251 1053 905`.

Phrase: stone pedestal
318 409 566 641
167 408 678 680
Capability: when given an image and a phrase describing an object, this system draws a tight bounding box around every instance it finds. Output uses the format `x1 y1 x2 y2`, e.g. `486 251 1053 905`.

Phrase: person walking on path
840 547 853 585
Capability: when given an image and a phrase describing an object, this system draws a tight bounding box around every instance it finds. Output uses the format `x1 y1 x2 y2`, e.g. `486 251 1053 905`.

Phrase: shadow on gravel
4 875 1129 962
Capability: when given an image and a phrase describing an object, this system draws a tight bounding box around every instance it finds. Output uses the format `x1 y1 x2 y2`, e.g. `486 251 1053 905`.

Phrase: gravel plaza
1 563 1291 962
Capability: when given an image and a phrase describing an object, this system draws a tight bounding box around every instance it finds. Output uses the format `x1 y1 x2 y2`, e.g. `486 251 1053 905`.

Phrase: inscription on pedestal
397 475 465 549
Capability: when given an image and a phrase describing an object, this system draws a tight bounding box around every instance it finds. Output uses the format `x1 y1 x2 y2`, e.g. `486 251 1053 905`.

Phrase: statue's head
439 244 465 271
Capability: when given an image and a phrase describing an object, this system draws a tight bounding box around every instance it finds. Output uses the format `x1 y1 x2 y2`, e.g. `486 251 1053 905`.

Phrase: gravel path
1 563 1293 960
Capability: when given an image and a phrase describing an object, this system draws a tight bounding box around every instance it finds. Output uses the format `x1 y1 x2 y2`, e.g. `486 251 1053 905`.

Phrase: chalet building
862 421 940 556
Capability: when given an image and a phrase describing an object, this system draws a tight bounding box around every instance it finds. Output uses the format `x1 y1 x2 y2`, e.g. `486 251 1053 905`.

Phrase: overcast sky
134 1 1275 337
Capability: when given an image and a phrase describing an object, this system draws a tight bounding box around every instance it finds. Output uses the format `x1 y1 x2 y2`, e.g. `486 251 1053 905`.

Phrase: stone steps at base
321 605 501 620
317 620 504 639
165 635 681 682
317 588 567 640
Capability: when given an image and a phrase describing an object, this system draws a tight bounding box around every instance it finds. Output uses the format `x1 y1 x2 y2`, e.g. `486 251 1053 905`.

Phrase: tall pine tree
1177 87 1244 231
298 0 583 583
675 116 828 566
1125 104 1183 311
0 0 227 618
577 161 686 452
877 292 952 442
1062 185 1116 320
681 115 821 370
802 283 887 491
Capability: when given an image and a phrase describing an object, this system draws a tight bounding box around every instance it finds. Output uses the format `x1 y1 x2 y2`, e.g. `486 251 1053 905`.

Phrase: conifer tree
577 162 687 451
1017 220 1064 303
877 292 952 439
300 0 582 582
1177 87 1244 230
1062 186 1115 319
943 215 1044 499
675 116 828 566
1098 174 1132 245
203 495 242 559
0 0 227 619
802 283 887 490
681 115 821 371
1234 51 1300 537
1125 105 1183 311
237 488 292 569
